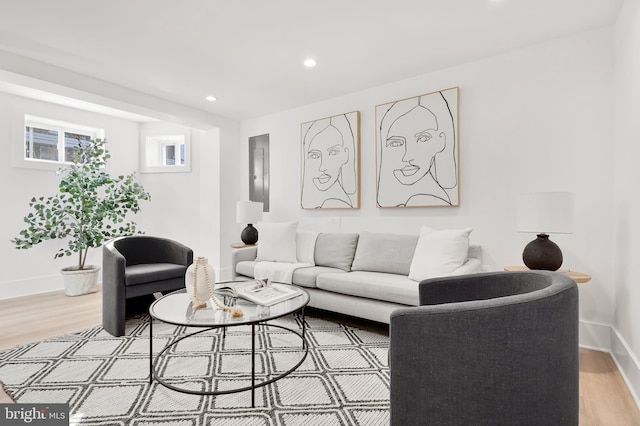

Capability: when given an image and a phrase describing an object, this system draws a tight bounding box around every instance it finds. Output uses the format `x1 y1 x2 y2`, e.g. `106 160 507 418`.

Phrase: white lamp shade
236 201 263 224
517 192 574 234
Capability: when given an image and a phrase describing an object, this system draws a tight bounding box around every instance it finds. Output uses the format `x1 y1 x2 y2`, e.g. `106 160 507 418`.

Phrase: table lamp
236 201 263 245
516 192 574 271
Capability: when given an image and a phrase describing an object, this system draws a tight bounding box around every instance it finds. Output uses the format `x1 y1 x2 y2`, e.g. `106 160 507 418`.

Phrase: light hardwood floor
1 289 639 425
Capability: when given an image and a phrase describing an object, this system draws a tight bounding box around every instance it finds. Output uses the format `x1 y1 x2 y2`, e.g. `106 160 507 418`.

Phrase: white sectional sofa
231 229 482 324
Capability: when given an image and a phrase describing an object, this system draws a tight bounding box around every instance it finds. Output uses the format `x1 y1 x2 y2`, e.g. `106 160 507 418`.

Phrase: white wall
136 119 243 279
241 27 615 328
0 92 241 299
0 92 140 298
613 0 640 402
135 122 206 258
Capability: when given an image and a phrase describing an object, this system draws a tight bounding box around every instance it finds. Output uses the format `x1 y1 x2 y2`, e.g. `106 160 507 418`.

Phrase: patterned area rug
0 313 390 425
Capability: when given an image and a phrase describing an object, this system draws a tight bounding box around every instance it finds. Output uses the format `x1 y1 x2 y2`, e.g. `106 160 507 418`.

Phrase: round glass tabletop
149 282 310 327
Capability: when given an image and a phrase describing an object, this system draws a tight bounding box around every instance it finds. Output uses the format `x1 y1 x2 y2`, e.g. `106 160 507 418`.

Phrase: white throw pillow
296 230 318 265
256 221 299 262
408 226 473 281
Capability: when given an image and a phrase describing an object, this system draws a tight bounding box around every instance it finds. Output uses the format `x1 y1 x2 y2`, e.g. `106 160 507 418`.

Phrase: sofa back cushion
351 232 418 275
314 233 359 271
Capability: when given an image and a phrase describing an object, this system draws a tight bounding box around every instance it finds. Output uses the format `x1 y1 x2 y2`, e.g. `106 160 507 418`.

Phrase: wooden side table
230 243 256 249
504 266 591 284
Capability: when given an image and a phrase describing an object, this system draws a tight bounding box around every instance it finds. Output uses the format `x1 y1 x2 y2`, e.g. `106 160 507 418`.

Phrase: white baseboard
0 274 64 300
610 327 640 409
580 320 640 409
579 320 612 351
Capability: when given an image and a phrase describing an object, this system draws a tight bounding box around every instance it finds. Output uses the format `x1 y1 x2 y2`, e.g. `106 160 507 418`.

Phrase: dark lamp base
522 233 563 271
241 224 258 245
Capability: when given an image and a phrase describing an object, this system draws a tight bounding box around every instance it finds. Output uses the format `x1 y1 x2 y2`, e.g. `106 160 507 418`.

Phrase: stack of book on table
215 279 299 306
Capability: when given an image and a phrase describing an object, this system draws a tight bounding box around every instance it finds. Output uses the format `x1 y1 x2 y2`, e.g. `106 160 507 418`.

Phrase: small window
25 126 59 161
142 134 190 173
24 115 104 165
64 132 92 163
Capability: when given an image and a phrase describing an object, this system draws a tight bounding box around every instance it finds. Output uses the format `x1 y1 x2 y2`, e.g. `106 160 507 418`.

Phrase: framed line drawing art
301 111 360 209
375 87 459 208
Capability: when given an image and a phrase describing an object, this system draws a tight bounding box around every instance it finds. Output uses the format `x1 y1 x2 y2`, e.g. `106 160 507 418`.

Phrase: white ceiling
0 0 623 122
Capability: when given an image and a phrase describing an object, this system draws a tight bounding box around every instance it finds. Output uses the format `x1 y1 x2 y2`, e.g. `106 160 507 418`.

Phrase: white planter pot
61 265 100 296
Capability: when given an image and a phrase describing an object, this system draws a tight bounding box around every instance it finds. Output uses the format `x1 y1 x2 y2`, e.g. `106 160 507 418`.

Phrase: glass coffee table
148 282 309 407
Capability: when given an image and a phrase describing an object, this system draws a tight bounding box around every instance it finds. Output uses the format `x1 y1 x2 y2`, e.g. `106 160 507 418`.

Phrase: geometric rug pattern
0 313 390 425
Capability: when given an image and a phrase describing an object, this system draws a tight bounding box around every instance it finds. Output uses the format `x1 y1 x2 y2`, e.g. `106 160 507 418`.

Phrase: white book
215 279 269 298
239 283 300 306
215 280 299 306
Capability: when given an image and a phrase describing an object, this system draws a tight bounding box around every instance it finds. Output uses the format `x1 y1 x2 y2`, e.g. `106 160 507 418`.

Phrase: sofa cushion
292 266 347 288
256 221 298 262
235 261 256 278
351 232 418 275
409 226 473 281
316 271 420 306
125 263 187 286
314 233 359 271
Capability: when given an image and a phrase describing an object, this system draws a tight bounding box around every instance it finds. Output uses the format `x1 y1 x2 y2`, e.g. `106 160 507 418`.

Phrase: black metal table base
149 310 308 407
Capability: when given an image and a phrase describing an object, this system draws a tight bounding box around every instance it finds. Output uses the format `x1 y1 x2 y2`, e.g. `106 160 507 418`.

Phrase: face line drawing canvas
301 111 360 209
375 87 459 208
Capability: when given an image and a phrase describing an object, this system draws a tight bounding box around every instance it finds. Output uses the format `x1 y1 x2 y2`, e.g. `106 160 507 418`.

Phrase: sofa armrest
231 246 258 279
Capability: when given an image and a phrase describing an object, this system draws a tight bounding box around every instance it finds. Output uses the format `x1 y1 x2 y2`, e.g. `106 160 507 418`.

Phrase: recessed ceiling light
304 58 317 68
205 95 216 102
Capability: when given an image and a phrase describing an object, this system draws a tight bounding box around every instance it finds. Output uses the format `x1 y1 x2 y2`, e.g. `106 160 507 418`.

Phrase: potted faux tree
12 138 151 296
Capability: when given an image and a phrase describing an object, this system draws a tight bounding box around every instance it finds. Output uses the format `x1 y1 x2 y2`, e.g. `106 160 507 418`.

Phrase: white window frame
19 115 105 170
141 133 191 173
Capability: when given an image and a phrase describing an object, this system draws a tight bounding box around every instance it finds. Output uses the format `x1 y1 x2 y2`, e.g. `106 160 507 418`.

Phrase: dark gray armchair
390 271 578 426
102 236 193 337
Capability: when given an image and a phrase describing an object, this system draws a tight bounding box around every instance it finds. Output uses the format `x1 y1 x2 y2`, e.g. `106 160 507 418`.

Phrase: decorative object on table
375 87 459 208
185 257 215 309
301 111 360 209
11 138 150 296
517 192 574 271
185 256 243 317
217 279 299 306
216 278 270 298
236 200 263 245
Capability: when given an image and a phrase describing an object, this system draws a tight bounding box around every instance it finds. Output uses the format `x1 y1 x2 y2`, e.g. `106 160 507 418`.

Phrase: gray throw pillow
314 233 359 271
351 232 418 275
